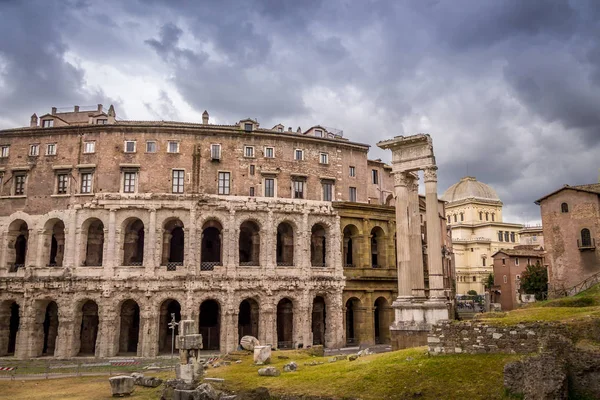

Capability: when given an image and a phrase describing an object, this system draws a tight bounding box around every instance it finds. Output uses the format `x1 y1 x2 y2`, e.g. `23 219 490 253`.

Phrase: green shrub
542 297 596 308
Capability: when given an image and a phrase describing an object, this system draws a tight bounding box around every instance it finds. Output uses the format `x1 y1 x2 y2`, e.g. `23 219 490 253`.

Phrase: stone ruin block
179 320 196 336
176 334 203 350
108 375 135 396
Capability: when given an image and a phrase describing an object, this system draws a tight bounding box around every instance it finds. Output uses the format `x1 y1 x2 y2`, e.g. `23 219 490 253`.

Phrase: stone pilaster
145 208 156 276
393 172 413 300
105 209 117 277
408 174 425 298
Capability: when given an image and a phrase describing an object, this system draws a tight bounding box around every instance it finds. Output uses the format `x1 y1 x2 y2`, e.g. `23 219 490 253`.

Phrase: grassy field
206 347 521 400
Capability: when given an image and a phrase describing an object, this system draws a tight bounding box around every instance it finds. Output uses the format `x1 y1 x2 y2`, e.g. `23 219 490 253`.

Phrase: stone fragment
283 361 297 372
306 345 324 357
240 336 260 351
195 383 219 400
349 355 358 361
173 389 199 400
161 379 197 400
257 366 280 377
253 345 271 365
277 355 290 360
109 375 135 396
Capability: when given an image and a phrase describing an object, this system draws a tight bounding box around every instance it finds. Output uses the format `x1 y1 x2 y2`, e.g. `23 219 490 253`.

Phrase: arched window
561 203 569 213
479 211 483 220
453 214 457 222
460 212 464 222
491 213 495 222
485 212 489 221
581 229 592 247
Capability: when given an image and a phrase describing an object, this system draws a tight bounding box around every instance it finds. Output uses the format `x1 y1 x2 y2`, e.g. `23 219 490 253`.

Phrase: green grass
206 348 521 400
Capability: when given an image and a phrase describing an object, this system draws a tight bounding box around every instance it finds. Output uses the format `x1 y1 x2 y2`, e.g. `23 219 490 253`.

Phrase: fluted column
424 167 445 300
393 172 412 300
408 174 426 298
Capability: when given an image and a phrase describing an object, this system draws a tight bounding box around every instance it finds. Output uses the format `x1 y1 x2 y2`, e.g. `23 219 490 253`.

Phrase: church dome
442 176 500 203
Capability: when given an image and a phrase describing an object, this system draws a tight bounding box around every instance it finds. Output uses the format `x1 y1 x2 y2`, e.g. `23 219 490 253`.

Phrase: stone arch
162 218 185 268
201 219 223 270
158 298 181 353
29 299 60 357
310 223 327 267
276 298 294 349
81 218 104 267
311 296 326 346
238 298 259 342
373 297 392 345
370 226 386 268
343 224 360 267
78 300 99 356
239 220 260 266
199 299 221 350
121 218 145 266
7 219 29 272
345 297 362 346
118 299 140 354
0 300 20 356
385 194 394 206
42 218 66 267
276 221 294 266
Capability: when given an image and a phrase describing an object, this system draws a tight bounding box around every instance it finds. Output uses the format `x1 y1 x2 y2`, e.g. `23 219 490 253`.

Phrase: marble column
424 167 445 300
408 174 426 298
393 172 412 300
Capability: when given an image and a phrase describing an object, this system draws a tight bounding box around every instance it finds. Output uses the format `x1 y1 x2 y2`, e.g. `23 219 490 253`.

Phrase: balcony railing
276 261 294 267
239 261 259 267
46 262 60 267
311 262 327 268
164 262 183 271
200 261 221 271
82 261 102 267
123 261 143 267
344 263 355 268
577 238 596 250
9 263 24 272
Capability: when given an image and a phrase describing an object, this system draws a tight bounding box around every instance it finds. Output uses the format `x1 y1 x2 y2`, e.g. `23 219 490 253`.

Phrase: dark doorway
312 296 326 346
276 222 294 266
201 220 222 270
84 219 104 266
123 219 144 266
119 300 140 354
8 302 19 355
238 299 259 340
79 301 99 355
345 298 360 346
276 298 294 349
199 300 220 350
239 221 260 266
311 224 327 267
43 302 59 355
159 299 181 353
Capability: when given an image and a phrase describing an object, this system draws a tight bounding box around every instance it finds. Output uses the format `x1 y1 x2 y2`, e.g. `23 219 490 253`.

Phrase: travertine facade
0 105 452 358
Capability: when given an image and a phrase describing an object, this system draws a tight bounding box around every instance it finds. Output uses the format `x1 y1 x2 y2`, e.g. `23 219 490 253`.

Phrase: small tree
467 290 478 296
520 261 548 300
484 273 494 290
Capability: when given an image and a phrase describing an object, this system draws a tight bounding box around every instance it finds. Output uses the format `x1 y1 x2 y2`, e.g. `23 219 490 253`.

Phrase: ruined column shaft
424 167 445 299
394 172 412 299
408 175 425 298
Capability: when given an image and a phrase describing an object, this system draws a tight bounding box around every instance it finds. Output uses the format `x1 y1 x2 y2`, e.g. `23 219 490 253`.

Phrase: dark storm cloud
0 0 598 222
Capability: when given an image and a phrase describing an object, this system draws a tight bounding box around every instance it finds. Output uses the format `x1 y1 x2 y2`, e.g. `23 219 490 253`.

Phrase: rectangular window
146 141 157 153
218 172 230 195
502 258 506 265
29 144 39 156
80 172 92 193
0 146 8 158
46 143 57 155
14 174 25 195
372 169 379 184
315 129 323 137
514 257 519 266
349 166 356 177
84 141 96 154
249 165 255 176
249 187 255 196
42 119 54 128
320 152 329 164
264 147 274 158
498 231 503 242
293 180 304 199
57 174 68 194
244 146 255 158
510 232 516 242
503 275 507 284
349 187 357 202
322 181 333 201
123 172 136 193
244 123 253 132
168 141 180 153
295 149 304 160
504 231 510 242
482 258 486 266
211 144 221 160
96 119 107 125
124 141 136 153
172 170 185 193
265 178 275 197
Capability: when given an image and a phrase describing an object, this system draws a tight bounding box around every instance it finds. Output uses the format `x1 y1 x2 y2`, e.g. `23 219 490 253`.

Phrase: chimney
51 107 57 115
30 113 38 128
296 127 302 133
288 127 292 132
202 110 209 125
74 105 80 112
108 104 115 117
97 104 103 112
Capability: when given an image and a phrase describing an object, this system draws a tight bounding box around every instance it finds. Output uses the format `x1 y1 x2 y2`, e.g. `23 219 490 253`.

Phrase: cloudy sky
1 0 598 223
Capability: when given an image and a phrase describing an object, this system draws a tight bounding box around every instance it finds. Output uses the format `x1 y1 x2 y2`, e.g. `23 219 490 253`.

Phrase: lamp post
168 313 179 369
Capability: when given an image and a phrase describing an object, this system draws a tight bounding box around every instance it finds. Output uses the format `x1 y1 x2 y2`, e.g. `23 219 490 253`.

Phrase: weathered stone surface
240 336 260 351
177 334 203 350
173 389 200 400
195 383 219 400
306 345 324 357
109 375 135 396
161 379 197 400
349 355 358 361
253 345 271 365
257 366 280 377
130 372 163 388
237 387 271 400
283 361 297 372
504 353 568 400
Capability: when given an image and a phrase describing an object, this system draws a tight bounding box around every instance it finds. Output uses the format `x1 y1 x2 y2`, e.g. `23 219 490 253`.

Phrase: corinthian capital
394 172 411 187
407 173 419 192
423 166 438 183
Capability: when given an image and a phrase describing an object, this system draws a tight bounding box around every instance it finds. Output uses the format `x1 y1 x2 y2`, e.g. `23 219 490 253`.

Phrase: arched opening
239 221 260 266
162 219 184 269
119 300 140 354
44 219 65 267
83 219 104 266
345 297 361 346
561 203 569 213
0 301 20 356
311 296 326 346
158 299 181 353
7 220 28 272
238 298 259 340
343 225 359 267
42 301 59 355
581 228 592 247
374 297 391 345
79 300 99 355
276 222 294 266
199 300 220 350
311 224 327 267
371 227 386 268
276 298 294 349
201 220 222 270
385 194 394 206
123 219 144 266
